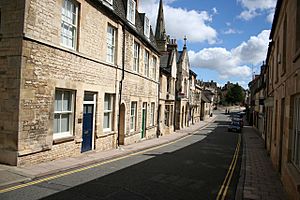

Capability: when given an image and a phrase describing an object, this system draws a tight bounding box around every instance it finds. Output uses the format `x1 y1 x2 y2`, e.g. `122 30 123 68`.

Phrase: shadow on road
39 120 241 200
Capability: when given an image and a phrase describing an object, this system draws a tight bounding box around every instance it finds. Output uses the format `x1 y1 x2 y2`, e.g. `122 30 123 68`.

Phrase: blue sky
140 0 277 88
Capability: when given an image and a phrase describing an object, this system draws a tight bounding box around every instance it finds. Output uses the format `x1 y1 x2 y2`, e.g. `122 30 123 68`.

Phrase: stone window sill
53 136 75 144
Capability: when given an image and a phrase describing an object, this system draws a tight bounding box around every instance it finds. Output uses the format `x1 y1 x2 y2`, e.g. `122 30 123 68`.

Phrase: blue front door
82 104 94 152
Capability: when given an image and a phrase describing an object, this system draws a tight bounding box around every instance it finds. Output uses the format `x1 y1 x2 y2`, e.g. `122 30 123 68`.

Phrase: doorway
119 103 125 145
81 92 96 153
141 102 147 138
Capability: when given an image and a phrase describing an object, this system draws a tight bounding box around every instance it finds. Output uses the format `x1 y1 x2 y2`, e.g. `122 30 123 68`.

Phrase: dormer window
144 16 150 38
127 0 136 25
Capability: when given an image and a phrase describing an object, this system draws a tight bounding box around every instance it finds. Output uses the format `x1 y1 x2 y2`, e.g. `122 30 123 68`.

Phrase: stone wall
0 0 25 165
266 0 300 199
0 0 160 166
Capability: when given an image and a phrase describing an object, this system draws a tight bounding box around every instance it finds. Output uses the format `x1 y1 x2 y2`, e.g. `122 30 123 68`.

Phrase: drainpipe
117 25 125 147
156 79 160 137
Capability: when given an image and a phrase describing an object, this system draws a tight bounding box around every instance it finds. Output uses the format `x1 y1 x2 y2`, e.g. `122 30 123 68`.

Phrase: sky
139 0 277 89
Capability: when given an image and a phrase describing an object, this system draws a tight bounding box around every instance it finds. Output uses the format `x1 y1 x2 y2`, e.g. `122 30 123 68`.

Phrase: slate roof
177 51 183 62
189 69 197 78
159 49 177 75
201 93 211 103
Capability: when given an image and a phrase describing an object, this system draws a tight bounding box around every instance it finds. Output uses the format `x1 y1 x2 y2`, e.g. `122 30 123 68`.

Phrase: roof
177 51 183 62
201 93 211 103
91 0 159 54
189 69 197 77
269 0 283 39
159 49 177 74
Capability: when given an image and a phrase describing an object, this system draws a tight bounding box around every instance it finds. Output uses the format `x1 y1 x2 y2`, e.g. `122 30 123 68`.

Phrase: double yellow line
0 132 194 194
216 134 241 200
0 121 213 194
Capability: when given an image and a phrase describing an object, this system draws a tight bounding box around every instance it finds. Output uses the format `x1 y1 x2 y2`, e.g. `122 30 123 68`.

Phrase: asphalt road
1 112 242 200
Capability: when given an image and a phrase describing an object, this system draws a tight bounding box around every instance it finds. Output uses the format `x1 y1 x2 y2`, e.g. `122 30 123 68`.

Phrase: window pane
63 91 71 111
84 93 94 101
104 113 110 129
61 0 77 49
105 94 112 110
55 91 62 111
61 114 70 132
54 114 60 133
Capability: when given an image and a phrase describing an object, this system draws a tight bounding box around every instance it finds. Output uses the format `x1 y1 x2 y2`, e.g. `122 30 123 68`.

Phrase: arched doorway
119 103 125 145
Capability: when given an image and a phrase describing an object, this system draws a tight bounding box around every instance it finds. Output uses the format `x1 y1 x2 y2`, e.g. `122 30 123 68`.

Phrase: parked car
232 117 244 127
228 121 242 133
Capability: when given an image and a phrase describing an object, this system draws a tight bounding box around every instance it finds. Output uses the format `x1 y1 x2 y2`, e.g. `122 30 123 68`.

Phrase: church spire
155 0 167 41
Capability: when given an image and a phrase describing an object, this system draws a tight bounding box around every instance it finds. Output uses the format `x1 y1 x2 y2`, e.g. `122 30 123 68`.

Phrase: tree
225 84 245 105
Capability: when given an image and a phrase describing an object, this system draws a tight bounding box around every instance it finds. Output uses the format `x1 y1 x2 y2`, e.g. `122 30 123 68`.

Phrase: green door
141 103 147 138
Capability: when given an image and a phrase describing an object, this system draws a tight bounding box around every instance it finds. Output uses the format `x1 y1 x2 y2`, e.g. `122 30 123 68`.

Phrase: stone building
248 65 267 140
174 39 191 130
155 0 177 136
155 0 194 132
0 0 160 166
189 70 201 125
264 0 300 199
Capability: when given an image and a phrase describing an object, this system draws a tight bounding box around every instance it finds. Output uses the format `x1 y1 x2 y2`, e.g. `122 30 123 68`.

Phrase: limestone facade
0 0 159 166
175 47 190 130
264 0 300 199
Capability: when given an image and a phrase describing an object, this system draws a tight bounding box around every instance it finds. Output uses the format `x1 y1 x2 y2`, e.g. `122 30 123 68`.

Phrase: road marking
0 121 214 194
216 134 241 200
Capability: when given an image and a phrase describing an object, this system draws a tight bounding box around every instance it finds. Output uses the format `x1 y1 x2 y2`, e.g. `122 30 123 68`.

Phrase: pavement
235 125 288 200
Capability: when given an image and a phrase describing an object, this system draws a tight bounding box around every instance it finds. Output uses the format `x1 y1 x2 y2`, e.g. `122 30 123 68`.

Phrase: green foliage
225 84 245 105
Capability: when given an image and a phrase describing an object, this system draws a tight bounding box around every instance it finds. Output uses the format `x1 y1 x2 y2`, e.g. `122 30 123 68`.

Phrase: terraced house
263 0 300 199
0 0 160 166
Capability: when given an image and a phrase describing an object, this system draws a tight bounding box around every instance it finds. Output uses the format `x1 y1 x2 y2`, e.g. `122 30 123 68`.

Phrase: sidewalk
235 126 287 200
0 116 216 188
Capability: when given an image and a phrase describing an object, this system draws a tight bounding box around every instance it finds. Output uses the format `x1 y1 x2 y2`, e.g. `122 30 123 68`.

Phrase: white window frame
53 89 74 140
133 42 140 72
130 102 137 131
292 95 300 171
152 56 157 80
107 25 116 64
144 50 149 77
144 16 150 38
127 0 136 25
61 0 79 49
150 103 155 126
103 94 114 132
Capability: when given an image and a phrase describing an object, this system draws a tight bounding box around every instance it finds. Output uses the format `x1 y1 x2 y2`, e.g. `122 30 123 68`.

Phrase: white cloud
223 28 242 35
233 30 270 65
238 0 276 10
266 10 275 23
237 0 277 22
140 0 218 44
212 7 218 15
238 10 259 21
189 30 270 80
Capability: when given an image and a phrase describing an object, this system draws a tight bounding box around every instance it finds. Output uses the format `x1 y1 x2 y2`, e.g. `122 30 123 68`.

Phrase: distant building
189 70 201 125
